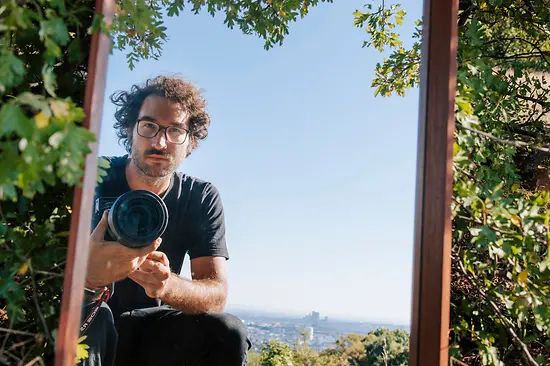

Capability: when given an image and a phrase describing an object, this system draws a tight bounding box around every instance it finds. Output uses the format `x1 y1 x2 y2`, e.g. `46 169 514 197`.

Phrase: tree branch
516 94 550 108
483 52 550 61
453 197 518 235
512 127 538 140
456 122 550 153
487 36 550 67
24 356 45 366
28 265 53 344
457 259 538 366
0 328 37 337
450 356 469 366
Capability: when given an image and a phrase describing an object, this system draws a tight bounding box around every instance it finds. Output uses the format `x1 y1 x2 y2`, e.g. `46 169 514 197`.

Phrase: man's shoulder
175 172 222 200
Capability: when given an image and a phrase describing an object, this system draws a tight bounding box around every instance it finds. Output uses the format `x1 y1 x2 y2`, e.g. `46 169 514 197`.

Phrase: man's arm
162 256 228 314
129 182 230 314
129 255 228 314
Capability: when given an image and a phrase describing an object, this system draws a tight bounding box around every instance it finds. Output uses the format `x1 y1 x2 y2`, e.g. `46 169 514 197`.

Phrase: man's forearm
160 273 227 314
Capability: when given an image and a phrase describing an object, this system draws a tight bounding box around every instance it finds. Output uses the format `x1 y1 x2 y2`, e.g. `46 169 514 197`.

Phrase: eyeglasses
136 119 190 145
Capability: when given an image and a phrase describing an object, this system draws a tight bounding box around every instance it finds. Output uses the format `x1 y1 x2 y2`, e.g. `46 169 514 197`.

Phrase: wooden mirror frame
54 0 459 364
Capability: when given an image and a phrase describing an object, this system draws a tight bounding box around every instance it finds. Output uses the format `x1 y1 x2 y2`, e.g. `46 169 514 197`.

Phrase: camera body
92 190 169 249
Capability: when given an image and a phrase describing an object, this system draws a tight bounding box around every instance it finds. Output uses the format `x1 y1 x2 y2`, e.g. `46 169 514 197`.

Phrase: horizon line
225 303 411 327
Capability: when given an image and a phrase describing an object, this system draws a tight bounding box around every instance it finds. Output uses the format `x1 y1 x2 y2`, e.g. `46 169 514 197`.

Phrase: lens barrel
106 190 169 248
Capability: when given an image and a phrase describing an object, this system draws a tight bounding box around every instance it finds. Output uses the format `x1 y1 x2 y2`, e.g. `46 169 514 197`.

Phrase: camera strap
80 286 112 335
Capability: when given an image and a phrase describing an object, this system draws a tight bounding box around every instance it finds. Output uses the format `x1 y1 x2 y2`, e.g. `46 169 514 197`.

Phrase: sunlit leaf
35 112 50 129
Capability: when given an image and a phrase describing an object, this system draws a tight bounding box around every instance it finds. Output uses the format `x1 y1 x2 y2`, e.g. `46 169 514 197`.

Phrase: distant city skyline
97 0 422 325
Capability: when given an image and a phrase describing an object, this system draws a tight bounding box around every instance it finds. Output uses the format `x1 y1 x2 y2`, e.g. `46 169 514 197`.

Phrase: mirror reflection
79 0 422 365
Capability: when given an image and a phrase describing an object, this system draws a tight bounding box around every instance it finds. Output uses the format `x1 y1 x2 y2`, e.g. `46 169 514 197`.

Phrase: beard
131 145 178 181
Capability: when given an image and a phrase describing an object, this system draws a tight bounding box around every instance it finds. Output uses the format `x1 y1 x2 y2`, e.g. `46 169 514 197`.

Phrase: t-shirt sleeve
187 182 229 260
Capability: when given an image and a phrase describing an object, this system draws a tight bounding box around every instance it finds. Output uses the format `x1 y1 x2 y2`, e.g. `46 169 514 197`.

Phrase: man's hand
128 251 172 299
86 210 162 288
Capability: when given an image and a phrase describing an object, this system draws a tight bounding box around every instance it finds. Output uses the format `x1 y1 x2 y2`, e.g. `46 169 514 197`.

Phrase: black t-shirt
92 155 229 320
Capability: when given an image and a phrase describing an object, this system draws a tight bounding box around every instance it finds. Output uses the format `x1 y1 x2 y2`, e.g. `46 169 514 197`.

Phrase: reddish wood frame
54 0 459 364
54 0 115 365
409 0 459 365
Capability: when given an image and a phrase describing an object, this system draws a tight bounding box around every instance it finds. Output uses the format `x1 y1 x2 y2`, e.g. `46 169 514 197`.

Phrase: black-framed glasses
136 119 190 145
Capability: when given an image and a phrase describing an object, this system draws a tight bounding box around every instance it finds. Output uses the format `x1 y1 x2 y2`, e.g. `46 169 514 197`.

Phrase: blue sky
97 0 423 325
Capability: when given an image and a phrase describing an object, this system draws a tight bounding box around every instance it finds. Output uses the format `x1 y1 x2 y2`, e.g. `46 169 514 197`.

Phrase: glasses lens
138 121 159 137
167 127 188 144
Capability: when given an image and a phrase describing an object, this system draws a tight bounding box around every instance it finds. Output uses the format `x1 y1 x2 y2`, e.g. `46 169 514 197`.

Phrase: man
80 75 251 366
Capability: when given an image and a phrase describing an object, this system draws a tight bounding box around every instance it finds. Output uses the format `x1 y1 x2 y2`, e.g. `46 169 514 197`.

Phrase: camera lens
107 190 169 248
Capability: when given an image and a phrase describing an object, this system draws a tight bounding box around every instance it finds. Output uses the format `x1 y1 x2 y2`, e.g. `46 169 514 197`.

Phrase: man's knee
206 313 251 353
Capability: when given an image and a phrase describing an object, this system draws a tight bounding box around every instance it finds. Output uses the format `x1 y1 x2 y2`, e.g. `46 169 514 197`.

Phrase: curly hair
110 75 211 155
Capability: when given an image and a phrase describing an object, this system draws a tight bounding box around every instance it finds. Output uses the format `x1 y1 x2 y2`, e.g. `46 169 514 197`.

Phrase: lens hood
107 190 169 249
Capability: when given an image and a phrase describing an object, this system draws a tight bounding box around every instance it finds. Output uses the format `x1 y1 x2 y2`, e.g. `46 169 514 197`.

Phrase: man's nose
152 130 168 149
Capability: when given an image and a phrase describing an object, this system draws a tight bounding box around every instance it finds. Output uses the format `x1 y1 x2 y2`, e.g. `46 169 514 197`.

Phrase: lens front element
107 190 169 248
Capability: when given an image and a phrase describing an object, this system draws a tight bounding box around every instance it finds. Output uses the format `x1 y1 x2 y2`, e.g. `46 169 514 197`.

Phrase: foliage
110 0 334 69
0 0 98 364
248 328 410 366
258 339 295 365
354 0 550 364
352 3 421 97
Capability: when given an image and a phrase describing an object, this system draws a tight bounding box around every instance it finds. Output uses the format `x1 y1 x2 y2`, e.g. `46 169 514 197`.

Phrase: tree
259 339 295 366
352 0 550 364
362 329 409 366
250 328 410 366
313 330 409 366
1 2 99 364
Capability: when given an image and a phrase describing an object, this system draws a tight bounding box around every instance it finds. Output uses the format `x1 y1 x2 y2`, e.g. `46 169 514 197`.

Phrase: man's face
130 95 192 178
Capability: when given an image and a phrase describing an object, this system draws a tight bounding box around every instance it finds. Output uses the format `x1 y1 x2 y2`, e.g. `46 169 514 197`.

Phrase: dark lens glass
138 121 159 137
166 127 187 144
116 199 161 236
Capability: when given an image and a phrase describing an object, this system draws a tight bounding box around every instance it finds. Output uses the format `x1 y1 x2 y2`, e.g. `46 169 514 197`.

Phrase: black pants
78 301 251 366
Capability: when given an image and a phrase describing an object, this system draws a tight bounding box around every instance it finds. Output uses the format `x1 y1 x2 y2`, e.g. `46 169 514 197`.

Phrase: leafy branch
456 122 550 153
456 257 538 366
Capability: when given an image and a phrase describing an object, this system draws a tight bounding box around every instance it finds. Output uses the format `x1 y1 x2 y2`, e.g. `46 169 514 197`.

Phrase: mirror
75 0 425 365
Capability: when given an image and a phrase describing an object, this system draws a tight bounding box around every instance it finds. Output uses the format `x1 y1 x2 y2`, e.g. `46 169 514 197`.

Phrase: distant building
307 326 314 341
302 311 321 325
311 311 320 323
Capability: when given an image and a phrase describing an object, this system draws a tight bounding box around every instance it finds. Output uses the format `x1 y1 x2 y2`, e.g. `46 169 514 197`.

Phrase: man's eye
144 123 156 129
168 128 184 136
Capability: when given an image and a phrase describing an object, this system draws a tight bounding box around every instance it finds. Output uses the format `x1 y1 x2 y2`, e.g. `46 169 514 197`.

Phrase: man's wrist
159 273 179 301
84 281 113 301
85 279 100 290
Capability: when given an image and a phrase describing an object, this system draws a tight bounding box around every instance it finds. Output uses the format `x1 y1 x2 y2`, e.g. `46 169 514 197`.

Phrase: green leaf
39 17 71 46
97 158 111 169
0 103 34 138
42 65 57 97
0 51 26 93
16 92 50 114
88 13 105 35
67 38 84 63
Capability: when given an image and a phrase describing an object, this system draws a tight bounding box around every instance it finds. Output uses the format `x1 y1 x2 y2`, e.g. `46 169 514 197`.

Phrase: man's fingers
90 210 109 242
136 237 162 257
147 251 170 267
139 259 162 273
128 271 156 286
139 259 170 280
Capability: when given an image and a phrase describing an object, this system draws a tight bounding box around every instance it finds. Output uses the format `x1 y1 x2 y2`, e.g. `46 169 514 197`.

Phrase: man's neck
125 158 172 196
